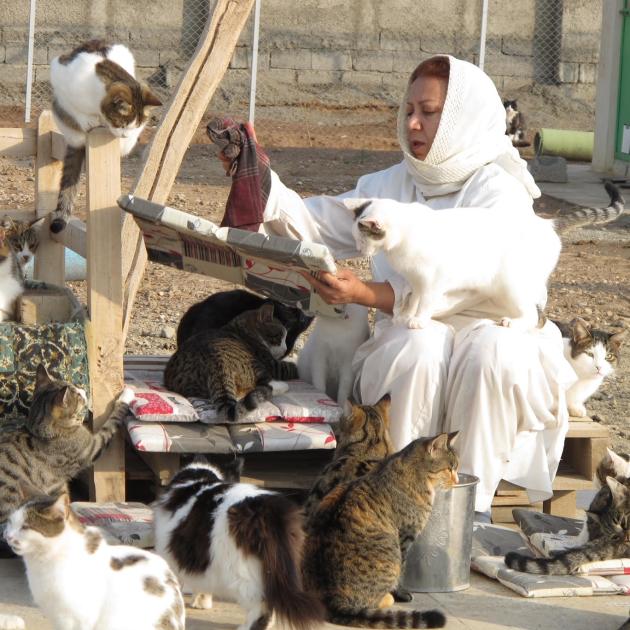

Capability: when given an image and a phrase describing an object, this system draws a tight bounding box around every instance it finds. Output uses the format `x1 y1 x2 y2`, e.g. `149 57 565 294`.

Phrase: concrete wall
0 0 602 129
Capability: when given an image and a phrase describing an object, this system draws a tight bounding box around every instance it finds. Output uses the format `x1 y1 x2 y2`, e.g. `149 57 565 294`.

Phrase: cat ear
110 84 133 115
570 317 591 344
358 218 384 234
258 303 275 322
606 448 630 476
606 476 628 504
609 328 627 353
447 431 460 447
343 199 372 220
28 216 46 231
48 493 71 520
426 433 449 455
35 363 53 390
342 399 354 418
141 85 162 108
17 479 45 502
374 393 391 426
54 386 70 407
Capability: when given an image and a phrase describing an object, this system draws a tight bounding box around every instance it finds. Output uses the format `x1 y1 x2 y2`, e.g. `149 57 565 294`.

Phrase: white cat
0 227 24 322
3 493 184 630
345 183 623 330
153 460 324 630
555 317 626 417
297 303 370 403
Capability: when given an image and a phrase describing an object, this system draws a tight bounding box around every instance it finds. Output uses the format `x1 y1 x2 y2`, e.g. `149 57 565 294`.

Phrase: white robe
262 159 576 512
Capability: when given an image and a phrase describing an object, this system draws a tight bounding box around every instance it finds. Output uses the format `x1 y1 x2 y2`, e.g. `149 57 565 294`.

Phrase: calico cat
505 474 630 575
345 182 624 330
552 317 626 417
297 302 370 403
303 394 394 520
3 492 184 630
503 99 529 148
177 288 313 353
303 432 458 628
164 303 299 421
1 217 45 269
50 39 162 233
0 364 132 525
0 226 24 321
152 460 325 630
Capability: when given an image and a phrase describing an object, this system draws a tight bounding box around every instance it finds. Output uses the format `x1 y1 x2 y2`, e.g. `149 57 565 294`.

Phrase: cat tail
326 606 446 629
51 144 86 233
223 385 273 422
228 495 325 630
554 181 624 232
0 614 25 630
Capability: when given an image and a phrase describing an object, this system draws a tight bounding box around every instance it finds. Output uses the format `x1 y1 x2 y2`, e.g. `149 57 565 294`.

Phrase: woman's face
405 75 447 160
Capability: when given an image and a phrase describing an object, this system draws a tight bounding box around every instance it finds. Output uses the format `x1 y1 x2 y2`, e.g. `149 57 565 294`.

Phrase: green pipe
534 128 594 161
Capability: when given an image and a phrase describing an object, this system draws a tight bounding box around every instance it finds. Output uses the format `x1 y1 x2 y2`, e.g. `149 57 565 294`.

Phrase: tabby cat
505 474 630 575
176 288 313 353
0 226 24 321
50 39 162 233
2 217 44 269
553 317 626 417
302 394 394 520
164 304 299 421
303 432 458 628
0 364 132 526
4 492 184 630
153 459 325 630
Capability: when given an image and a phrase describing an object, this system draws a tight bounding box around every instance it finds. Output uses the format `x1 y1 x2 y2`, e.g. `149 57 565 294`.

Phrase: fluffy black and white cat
50 39 162 233
553 317 626 417
153 460 325 630
345 182 624 331
503 99 529 147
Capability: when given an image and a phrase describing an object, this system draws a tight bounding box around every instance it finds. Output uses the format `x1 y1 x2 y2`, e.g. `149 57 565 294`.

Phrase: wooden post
33 110 65 285
120 0 257 340
85 128 125 502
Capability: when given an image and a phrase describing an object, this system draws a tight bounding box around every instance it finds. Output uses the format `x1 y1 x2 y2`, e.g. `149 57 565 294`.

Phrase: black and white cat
50 39 162 233
553 317 626 417
153 460 325 630
503 99 529 148
345 182 624 330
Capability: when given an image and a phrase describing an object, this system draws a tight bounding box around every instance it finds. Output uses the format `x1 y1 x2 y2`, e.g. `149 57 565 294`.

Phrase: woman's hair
410 56 450 83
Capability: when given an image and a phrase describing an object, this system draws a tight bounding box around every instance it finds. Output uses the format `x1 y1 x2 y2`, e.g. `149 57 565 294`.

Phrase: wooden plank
51 130 66 161
491 504 542 524
120 0 257 341
137 452 181 486
0 127 37 157
543 490 577 518
33 111 65 285
563 436 608 483
85 128 125 502
50 217 87 258
566 421 609 439
0 209 37 222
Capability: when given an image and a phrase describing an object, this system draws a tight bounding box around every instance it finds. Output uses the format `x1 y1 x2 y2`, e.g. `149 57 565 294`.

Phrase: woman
226 55 575 517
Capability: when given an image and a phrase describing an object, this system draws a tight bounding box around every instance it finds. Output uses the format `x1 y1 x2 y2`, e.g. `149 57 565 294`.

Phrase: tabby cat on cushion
303 432 458 629
302 393 394 520
164 303 299 421
552 317 626 417
0 364 132 525
50 39 162 233
505 474 630 575
0 226 25 322
176 288 313 353
4 492 184 630
153 459 325 630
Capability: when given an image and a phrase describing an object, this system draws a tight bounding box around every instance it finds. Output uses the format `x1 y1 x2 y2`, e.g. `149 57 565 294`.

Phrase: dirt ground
1 104 629 452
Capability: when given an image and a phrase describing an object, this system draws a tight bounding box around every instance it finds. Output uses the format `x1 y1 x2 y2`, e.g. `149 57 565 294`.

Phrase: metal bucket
401 473 479 593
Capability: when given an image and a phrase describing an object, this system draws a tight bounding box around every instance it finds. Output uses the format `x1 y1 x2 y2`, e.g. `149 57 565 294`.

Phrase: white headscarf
396 55 540 199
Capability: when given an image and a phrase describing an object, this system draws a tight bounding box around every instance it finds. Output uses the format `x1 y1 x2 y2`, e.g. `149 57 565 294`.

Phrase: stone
159 325 176 340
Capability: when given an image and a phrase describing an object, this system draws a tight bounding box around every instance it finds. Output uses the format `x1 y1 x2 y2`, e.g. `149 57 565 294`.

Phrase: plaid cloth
206 117 271 232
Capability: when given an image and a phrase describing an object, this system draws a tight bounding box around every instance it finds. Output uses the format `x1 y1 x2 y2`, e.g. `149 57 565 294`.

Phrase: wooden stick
50 217 87 258
85 128 125 502
121 0 256 340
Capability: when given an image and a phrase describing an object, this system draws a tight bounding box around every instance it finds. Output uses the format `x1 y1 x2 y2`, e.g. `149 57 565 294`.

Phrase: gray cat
0 364 132 526
164 304 298 421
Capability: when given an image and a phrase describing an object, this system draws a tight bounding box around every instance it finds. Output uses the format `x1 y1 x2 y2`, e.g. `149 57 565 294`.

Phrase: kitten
552 317 626 417
3 492 184 630
503 99 529 148
152 460 325 630
345 182 623 330
303 432 458 628
177 288 313 353
50 39 162 233
505 475 630 575
303 394 394 520
164 303 299 421
0 226 24 322
0 364 132 526
297 302 370 402
2 217 45 269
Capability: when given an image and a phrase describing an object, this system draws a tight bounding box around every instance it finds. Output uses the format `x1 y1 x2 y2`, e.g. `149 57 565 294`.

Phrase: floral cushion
228 421 337 453
126 377 199 423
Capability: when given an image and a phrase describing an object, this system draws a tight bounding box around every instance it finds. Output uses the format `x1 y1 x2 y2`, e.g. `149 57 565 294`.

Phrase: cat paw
189 593 213 609
407 316 430 329
391 587 413 602
270 380 290 395
568 403 587 418
117 387 135 406
49 217 67 234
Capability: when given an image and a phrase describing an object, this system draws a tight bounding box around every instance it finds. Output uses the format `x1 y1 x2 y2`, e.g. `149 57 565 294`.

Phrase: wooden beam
121 0 256 340
85 128 125 502
51 130 66 161
33 111 65 285
50 217 87 258
0 127 37 157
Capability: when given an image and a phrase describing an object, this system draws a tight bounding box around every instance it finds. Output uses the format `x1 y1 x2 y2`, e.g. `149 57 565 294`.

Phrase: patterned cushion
126 377 199 423
228 421 337 453
71 501 153 548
